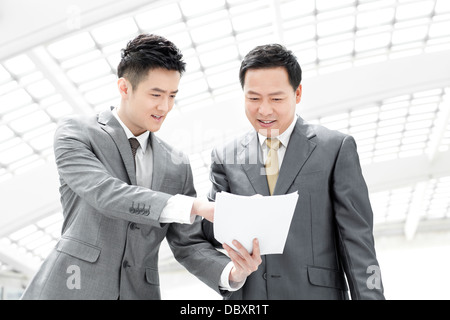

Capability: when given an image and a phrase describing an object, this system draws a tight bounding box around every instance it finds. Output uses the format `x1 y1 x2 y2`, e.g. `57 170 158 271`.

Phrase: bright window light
66 59 112 84
3 54 35 76
280 0 315 19
356 8 395 29
231 8 272 31
395 0 435 20
91 18 138 45
0 89 32 113
9 110 51 134
435 0 450 13
190 19 233 43
0 125 14 143
179 0 226 17
135 3 182 30
26 79 55 99
47 32 96 60
0 142 34 165
316 0 356 11
0 65 11 82
317 16 355 37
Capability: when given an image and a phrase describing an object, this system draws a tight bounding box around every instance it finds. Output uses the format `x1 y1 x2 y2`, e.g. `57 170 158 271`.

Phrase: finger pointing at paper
224 238 262 284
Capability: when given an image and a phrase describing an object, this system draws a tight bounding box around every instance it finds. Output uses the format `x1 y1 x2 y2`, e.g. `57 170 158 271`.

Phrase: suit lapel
150 133 166 191
98 108 137 185
240 131 271 196
274 117 317 195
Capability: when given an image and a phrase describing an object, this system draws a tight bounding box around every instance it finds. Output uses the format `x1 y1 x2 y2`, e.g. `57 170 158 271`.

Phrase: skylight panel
26 79 56 100
91 18 138 45
280 0 315 19
392 25 429 44
316 0 356 11
66 59 112 84
231 8 273 32
3 54 35 76
179 0 226 17
84 84 118 105
45 101 73 119
9 110 51 134
0 89 33 114
355 32 391 52
198 45 239 68
395 0 435 20
356 8 395 29
0 142 34 166
317 39 354 60
435 0 450 13
190 19 233 44
0 65 11 83
47 32 96 60
135 3 183 30
429 19 450 38
317 16 355 37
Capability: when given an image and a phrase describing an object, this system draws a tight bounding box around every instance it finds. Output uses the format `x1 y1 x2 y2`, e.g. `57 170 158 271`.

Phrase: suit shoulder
152 134 190 163
303 120 349 142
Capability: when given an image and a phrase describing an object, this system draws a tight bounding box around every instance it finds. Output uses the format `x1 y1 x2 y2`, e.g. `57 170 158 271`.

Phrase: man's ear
295 84 302 104
118 77 130 98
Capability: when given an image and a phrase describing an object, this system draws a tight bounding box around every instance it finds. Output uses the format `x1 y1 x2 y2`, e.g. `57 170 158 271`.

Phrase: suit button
263 272 267 280
122 260 130 268
130 223 138 230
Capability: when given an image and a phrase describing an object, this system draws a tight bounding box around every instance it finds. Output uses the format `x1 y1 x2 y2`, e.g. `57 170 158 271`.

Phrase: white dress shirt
112 107 239 291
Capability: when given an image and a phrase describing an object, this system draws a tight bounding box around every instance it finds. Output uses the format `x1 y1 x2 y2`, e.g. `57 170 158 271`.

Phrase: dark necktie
129 138 140 170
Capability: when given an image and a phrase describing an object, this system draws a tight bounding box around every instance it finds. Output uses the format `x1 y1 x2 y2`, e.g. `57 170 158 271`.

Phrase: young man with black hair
21 34 261 300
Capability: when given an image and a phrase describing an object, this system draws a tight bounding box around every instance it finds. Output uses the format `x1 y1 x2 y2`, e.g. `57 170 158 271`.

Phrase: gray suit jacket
203 117 385 300
21 107 230 300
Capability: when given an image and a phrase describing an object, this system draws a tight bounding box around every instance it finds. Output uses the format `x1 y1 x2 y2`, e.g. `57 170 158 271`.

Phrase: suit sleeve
54 117 171 228
166 157 231 294
202 147 229 248
332 135 385 299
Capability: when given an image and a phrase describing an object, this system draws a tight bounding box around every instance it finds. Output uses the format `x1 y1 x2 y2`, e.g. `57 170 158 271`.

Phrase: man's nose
258 99 273 116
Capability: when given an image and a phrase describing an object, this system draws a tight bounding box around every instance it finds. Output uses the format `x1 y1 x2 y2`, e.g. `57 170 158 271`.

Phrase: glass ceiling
0 0 450 272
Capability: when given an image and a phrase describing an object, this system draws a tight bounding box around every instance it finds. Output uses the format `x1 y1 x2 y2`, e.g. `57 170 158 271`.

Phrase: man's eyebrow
245 90 286 96
268 91 286 96
150 87 179 94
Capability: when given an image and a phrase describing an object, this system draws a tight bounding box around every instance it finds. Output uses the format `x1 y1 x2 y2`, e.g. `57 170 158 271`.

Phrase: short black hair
239 44 302 91
117 34 186 89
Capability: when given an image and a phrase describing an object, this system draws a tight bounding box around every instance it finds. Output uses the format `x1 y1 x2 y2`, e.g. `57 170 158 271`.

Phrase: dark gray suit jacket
203 117 385 300
21 107 230 300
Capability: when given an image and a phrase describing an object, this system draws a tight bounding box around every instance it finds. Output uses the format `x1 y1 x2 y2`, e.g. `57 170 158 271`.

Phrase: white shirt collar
112 107 150 153
258 114 298 148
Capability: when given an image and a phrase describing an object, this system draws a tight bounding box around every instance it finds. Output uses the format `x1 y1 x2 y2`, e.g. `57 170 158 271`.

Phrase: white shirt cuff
219 261 246 292
159 194 196 224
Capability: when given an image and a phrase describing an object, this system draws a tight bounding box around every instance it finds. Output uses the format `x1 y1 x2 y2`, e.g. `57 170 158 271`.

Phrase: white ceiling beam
427 96 450 163
404 181 428 240
363 150 450 193
300 50 450 119
28 46 93 115
269 0 284 43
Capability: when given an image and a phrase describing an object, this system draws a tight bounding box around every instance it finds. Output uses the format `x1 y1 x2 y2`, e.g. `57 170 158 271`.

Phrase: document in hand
214 191 298 255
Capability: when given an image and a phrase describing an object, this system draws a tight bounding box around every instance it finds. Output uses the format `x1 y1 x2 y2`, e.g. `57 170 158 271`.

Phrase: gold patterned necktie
265 138 280 195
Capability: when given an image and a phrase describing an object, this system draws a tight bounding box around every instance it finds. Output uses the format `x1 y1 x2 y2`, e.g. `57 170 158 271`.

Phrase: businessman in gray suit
203 44 385 299
21 34 261 300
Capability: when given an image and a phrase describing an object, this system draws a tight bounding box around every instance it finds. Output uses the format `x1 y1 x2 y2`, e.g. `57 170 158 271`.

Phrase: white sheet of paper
213 191 298 255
